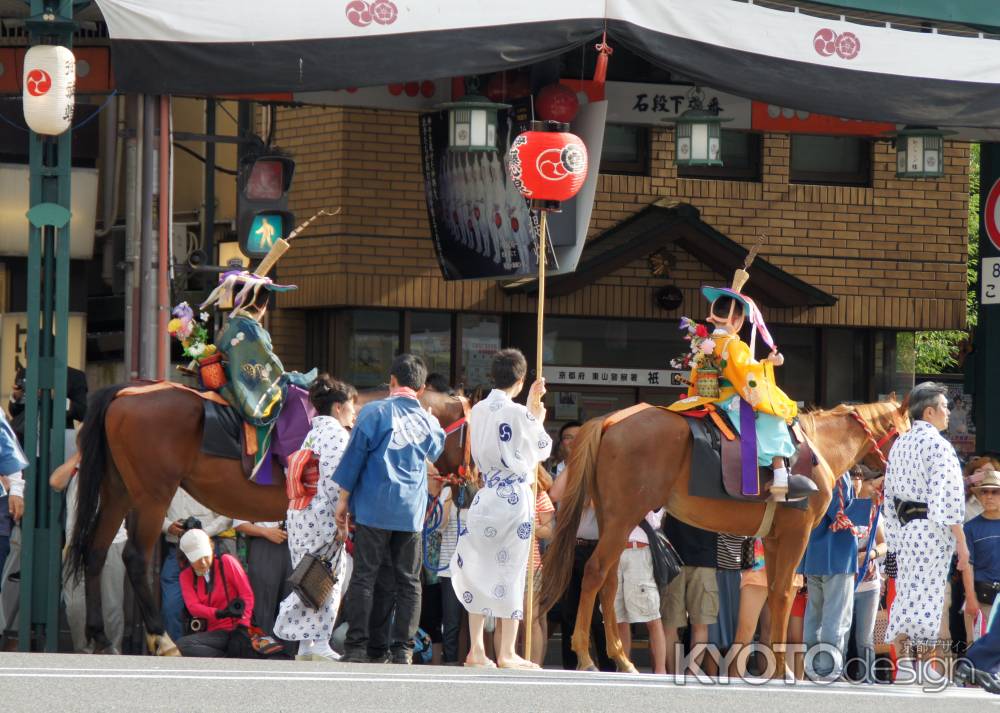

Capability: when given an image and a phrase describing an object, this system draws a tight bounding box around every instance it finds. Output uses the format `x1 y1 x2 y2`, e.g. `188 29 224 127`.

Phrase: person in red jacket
175 528 256 657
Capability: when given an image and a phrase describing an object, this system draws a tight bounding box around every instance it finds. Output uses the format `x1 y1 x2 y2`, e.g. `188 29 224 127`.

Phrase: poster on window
420 100 606 281
459 336 501 392
945 384 976 459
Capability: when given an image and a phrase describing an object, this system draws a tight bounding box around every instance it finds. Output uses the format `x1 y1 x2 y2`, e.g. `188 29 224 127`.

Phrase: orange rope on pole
524 210 548 662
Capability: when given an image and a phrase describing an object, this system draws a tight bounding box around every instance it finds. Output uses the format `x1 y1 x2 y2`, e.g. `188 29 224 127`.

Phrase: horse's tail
67 384 125 581
538 416 604 615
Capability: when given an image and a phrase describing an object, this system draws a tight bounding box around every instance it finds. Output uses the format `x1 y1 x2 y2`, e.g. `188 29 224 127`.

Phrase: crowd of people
0 355 999 692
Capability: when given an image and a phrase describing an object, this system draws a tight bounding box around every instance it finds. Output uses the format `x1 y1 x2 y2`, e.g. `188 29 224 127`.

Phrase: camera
217 597 246 619
181 516 203 532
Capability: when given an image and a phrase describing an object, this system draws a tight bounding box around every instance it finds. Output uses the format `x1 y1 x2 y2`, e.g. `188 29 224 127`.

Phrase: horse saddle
201 401 245 461
679 408 812 511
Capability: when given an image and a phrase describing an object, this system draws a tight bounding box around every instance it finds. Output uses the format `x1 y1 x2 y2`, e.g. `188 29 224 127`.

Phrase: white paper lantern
22 45 75 136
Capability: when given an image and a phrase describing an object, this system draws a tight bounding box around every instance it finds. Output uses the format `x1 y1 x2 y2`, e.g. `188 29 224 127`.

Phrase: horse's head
419 390 472 486
850 396 910 472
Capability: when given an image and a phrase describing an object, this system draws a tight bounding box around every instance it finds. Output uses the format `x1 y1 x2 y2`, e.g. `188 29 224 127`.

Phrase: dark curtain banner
419 106 552 281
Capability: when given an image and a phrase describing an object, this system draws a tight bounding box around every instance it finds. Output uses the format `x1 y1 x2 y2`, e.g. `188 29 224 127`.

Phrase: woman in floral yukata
273 374 357 661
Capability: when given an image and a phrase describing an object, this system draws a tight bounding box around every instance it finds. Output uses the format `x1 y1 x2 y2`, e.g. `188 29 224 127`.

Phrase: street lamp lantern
439 79 509 152
665 88 731 167
887 126 954 178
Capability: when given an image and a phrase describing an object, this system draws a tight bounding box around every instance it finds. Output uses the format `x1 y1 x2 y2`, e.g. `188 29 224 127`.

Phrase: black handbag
287 538 344 610
638 520 683 589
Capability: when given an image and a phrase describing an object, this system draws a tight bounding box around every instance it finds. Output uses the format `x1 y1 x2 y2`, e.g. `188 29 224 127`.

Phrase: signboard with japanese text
543 365 687 389
982 258 1000 306
603 82 751 129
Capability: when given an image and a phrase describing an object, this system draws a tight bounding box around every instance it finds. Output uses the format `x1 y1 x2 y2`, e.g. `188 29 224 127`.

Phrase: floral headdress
671 317 722 372
168 302 216 360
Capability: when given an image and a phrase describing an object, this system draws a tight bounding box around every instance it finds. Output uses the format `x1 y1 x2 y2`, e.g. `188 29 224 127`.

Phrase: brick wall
267 307 307 372
272 106 969 331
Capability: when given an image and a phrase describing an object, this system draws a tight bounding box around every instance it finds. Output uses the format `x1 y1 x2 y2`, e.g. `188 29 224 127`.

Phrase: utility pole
20 0 80 651
975 143 1000 454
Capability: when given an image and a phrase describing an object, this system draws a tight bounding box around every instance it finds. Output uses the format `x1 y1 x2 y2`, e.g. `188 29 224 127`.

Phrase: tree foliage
914 144 979 374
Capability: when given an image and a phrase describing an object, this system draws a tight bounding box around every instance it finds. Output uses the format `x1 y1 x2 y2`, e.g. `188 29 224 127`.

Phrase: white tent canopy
95 0 1000 127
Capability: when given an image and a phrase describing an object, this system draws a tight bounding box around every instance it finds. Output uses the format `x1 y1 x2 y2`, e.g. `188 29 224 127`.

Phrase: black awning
503 200 838 310
93 0 1000 128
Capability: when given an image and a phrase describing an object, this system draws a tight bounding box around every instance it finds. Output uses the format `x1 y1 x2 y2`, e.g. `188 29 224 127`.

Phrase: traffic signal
237 151 295 259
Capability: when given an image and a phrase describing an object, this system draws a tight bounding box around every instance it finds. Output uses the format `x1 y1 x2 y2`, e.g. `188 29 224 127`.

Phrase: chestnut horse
539 400 908 675
67 384 470 655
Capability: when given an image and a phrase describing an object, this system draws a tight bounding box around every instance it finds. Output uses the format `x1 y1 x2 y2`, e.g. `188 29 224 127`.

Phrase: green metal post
975 143 1000 454
20 0 76 652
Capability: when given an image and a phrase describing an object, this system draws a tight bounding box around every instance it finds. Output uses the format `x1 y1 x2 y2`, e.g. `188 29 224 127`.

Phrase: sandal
497 659 541 670
463 659 497 669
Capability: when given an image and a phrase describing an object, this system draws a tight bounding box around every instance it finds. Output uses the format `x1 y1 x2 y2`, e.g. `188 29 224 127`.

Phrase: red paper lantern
507 121 588 211
536 83 579 123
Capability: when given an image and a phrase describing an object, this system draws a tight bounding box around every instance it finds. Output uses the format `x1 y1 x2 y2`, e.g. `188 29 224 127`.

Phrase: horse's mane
800 399 908 438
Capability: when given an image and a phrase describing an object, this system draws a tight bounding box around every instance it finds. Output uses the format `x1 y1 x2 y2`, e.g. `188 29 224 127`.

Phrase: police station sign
603 82 751 129
543 365 687 389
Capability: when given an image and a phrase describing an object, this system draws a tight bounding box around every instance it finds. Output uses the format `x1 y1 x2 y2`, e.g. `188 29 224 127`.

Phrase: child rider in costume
670 260 818 502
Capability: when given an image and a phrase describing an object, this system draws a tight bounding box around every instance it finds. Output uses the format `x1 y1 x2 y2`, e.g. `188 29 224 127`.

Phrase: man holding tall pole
450 349 551 669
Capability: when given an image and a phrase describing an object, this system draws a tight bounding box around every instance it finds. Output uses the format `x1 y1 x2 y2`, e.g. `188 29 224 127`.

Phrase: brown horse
68 383 470 655
538 400 908 675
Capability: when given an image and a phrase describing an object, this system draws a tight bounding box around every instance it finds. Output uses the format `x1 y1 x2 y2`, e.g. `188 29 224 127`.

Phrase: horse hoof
147 633 180 657
157 634 180 657
617 661 639 674
94 645 121 655
577 662 599 672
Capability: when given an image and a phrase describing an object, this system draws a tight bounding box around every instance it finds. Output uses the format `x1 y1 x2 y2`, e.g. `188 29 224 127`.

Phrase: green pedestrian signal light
237 152 295 259
246 211 292 256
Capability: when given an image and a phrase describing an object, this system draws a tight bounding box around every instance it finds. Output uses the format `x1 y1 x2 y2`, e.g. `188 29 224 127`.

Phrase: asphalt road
0 652 996 713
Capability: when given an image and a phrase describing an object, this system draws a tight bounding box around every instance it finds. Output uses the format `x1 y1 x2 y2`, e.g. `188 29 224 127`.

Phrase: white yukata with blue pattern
451 389 552 620
273 415 349 642
882 420 965 646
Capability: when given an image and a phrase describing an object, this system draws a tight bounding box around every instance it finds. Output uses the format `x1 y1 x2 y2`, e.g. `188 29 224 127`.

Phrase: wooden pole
524 209 547 662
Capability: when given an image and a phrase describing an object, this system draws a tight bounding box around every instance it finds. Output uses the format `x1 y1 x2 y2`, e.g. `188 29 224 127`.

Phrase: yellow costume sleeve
721 337 798 421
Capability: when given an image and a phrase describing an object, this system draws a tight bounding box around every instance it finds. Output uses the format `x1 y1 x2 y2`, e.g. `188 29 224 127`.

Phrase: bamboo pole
523 210 548 662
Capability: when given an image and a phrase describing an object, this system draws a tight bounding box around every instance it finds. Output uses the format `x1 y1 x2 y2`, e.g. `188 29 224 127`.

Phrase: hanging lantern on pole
438 78 509 153
506 119 589 663
664 87 731 167
507 120 589 212
886 126 952 178
22 44 75 136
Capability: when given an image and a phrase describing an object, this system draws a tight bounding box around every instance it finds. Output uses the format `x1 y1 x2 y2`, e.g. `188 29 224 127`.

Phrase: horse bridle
848 410 899 472
435 397 473 487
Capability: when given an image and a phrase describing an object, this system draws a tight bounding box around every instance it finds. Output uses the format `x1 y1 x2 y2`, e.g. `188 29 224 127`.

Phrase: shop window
600 124 649 176
544 316 685 370
790 134 871 187
409 312 452 386
764 325 818 407
677 130 762 182
339 309 400 389
458 314 502 393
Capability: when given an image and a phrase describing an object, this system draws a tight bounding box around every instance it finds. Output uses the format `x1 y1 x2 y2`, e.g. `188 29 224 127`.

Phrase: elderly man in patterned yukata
883 382 970 682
